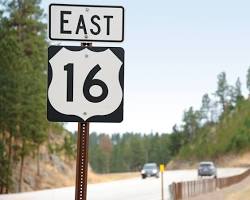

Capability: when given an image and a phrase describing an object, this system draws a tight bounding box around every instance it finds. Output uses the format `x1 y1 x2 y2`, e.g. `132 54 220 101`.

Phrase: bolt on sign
47 46 124 122
49 4 124 42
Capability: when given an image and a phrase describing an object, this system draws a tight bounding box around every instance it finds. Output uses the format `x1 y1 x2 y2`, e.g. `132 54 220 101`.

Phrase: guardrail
169 168 250 200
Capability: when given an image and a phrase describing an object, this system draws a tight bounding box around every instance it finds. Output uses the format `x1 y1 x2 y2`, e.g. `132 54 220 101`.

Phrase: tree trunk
0 185 3 194
37 145 40 176
6 133 13 193
18 143 25 193
18 155 24 192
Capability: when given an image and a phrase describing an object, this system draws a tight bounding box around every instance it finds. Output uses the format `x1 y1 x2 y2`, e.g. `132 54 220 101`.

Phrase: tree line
0 0 76 193
89 69 250 173
0 0 48 193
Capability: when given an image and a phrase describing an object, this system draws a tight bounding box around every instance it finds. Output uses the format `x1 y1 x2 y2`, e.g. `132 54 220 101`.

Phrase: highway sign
47 46 124 122
49 4 124 42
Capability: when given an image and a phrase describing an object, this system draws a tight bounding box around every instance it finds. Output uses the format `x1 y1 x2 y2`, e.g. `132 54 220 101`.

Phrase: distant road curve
0 168 246 200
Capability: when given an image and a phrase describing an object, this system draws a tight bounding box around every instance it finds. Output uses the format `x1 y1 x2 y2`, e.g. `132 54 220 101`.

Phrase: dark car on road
141 163 159 179
198 161 217 178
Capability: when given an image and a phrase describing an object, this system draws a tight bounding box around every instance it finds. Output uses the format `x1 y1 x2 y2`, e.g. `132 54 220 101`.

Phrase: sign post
75 122 89 200
75 43 91 200
47 4 125 200
160 164 165 200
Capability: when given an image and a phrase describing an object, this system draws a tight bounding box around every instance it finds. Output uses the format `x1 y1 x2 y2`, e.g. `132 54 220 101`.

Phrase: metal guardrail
169 168 250 200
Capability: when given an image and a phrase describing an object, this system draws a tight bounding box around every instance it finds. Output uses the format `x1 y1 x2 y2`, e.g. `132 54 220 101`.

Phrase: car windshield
143 164 157 170
200 163 213 167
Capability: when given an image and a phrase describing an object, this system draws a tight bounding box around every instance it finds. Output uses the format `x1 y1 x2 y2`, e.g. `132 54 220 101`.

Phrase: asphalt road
0 168 246 200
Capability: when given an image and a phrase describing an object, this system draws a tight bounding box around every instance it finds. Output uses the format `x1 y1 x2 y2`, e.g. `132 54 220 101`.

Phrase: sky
42 0 250 134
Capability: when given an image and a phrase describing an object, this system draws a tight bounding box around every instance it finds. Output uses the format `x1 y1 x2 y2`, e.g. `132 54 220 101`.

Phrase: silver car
141 163 159 179
198 161 217 178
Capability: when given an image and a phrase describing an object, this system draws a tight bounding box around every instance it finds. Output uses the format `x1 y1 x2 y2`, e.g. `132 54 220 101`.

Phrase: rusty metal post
75 122 89 200
75 42 92 200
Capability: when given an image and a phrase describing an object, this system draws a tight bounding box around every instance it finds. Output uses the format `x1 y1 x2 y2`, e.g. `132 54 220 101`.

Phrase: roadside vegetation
0 0 77 193
177 88 250 161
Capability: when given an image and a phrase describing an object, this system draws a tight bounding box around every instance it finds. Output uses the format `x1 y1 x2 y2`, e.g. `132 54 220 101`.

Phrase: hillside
8 125 139 193
170 99 250 168
7 125 76 192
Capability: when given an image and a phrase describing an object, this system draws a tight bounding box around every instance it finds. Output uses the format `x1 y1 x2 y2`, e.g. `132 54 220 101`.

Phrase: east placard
49 4 124 42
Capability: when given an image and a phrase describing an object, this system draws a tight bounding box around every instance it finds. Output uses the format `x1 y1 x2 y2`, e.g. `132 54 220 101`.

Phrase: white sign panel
47 46 124 122
49 4 124 42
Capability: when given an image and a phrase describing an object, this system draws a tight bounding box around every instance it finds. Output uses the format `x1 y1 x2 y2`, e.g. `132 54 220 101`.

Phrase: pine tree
216 72 229 111
169 125 183 156
0 0 47 192
0 28 29 193
247 67 250 98
200 94 211 123
233 77 244 103
182 107 201 141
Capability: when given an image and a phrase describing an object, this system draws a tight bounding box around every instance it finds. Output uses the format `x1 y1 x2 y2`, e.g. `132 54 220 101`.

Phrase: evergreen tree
63 134 76 162
247 67 250 97
233 77 244 103
129 135 146 170
0 0 47 192
169 129 182 156
235 77 242 98
200 94 211 123
216 72 229 111
182 107 201 141
99 134 112 173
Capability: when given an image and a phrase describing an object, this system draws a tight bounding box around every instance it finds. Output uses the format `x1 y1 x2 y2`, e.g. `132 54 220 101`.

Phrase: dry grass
21 156 139 192
217 152 250 168
225 179 250 200
226 188 250 200
88 171 139 184
168 151 250 170
39 163 139 188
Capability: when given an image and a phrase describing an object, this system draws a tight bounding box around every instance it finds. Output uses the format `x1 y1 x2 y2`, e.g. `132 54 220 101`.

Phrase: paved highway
0 168 246 200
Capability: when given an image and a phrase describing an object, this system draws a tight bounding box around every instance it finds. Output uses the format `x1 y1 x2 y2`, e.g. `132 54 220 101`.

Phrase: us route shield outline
47 46 124 122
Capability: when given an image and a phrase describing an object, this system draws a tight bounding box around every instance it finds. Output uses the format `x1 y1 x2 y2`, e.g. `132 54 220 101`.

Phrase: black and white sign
49 4 124 42
47 46 124 122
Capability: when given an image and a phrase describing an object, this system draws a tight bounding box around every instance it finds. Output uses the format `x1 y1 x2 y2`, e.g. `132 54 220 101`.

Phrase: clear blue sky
42 0 250 134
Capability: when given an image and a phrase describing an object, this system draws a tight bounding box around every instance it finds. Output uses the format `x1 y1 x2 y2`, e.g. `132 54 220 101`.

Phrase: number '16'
64 64 108 103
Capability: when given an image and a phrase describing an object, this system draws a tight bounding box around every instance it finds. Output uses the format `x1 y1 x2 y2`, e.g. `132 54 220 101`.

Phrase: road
0 168 246 200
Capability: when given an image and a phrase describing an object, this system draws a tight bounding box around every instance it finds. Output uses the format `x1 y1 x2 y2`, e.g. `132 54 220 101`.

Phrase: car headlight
141 170 145 174
152 169 157 173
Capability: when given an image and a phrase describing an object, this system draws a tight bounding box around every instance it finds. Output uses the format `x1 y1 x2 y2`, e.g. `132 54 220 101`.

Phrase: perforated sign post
48 4 125 200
